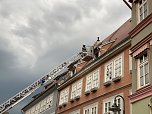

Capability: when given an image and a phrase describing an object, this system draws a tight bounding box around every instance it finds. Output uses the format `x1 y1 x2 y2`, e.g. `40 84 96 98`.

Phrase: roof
100 19 132 50
58 18 132 89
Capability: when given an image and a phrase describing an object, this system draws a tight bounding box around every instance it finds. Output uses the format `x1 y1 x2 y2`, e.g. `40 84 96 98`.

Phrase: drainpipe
123 0 132 10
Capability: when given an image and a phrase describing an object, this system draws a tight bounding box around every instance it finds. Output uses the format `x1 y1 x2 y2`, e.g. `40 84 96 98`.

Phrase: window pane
77 80 82 96
72 84 77 99
108 102 111 112
86 74 92 91
114 57 122 77
92 70 99 88
140 76 144 86
144 3 147 18
144 53 148 60
105 103 107 112
140 55 143 63
140 0 142 5
105 63 113 81
144 63 149 84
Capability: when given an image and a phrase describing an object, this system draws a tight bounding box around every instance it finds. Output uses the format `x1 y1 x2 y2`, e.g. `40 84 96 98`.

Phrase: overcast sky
0 0 131 114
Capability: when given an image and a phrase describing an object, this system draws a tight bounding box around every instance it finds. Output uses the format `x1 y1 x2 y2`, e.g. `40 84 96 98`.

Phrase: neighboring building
21 81 57 114
57 19 132 114
129 0 152 114
21 68 70 114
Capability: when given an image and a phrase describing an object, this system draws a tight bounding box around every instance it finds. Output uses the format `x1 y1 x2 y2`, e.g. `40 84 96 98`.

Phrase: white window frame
104 62 113 82
104 54 123 83
103 94 124 114
138 0 148 22
86 73 93 92
59 87 69 105
71 79 83 99
83 102 98 114
85 68 100 92
71 83 77 99
137 53 149 88
26 93 54 114
77 79 83 96
114 56 122 78
69 109 80 114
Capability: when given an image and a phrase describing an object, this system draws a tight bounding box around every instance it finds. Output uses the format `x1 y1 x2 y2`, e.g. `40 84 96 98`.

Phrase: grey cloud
0 0 131 114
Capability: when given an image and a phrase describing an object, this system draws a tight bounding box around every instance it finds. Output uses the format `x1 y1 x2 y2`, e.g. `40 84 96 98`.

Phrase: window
26 94 54 114
104 102 111 114
138 0 148 22
86 74 92 92
59 87 69 105
103 95 123 114
83 102 98 114
69 109 80 114
138 53 149 88
105 62 113 82
71 83 77 99
114 56 122 77
104 55 123 82
71 79 83 99
85 69 100 92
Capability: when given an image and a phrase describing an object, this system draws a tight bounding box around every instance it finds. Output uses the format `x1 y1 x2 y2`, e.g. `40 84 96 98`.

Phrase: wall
131 23 152 46
131 0 152 28
57 46 131 114
132 97 152 114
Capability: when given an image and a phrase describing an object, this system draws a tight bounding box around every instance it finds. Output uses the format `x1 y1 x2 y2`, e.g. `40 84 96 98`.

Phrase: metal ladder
0 52 84 114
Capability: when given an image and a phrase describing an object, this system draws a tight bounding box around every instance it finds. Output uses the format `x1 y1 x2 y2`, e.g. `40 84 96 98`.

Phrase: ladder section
0 52 84 114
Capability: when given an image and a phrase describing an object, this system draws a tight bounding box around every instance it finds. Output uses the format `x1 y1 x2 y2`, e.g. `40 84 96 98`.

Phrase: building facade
21 82 58 114
21 68 71 114
129 0 152 114
57 19 132 114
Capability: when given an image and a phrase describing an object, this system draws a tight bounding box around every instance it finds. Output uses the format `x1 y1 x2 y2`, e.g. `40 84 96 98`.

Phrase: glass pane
140 55 143 63
144 53 148 60
144 63 148 74
105 103 107 112
145 63 149 84
144 9 147 18
108 102 111 112
145 74 149 84
140 0 142 5
140 66 143 77
140 76 144 86
144 2 147 10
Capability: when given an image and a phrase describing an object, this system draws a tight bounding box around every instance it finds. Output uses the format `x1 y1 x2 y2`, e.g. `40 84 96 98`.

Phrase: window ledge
104 112 110 114
112 76 121 82
74 95 80 100
62 102 67 107
70 98 74 102
104 81 111 87
58 104 62 108
84 90 90 96
91 87 98 92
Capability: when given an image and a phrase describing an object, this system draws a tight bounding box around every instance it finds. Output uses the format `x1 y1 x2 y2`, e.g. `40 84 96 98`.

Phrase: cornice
130 32 152 53
129 85 152 103
130 13 152 38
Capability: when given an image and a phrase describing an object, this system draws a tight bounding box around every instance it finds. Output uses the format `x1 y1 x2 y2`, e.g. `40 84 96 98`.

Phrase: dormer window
70 68 76 77
138 0 148 22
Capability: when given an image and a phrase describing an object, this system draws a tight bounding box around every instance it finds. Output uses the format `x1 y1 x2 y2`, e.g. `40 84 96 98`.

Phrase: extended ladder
0 52 84 114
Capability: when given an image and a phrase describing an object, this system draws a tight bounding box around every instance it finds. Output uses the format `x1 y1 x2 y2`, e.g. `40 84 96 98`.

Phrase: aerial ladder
0 52 85 114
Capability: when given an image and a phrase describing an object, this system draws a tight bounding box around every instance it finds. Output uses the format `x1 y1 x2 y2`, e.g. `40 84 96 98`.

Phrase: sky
0 0 131 114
